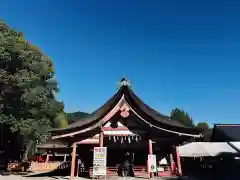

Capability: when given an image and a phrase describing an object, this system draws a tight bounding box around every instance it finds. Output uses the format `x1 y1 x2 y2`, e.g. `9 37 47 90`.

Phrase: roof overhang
211 124 240 142
52 95 202 140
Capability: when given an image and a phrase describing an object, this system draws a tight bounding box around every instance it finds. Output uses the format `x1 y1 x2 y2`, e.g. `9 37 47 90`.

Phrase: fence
8 161 70 172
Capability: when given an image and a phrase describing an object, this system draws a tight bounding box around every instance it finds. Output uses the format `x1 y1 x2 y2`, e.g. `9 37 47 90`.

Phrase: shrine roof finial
120 77 131 87
117 76 131 90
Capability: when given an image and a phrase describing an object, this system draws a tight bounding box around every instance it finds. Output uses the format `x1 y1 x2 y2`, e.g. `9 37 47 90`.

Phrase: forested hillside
66 111 91 124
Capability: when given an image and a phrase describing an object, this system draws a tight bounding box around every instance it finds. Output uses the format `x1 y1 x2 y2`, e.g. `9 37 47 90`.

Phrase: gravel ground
0 175 195 180
0 175 75 180
0 176 170 180
0 175 54 180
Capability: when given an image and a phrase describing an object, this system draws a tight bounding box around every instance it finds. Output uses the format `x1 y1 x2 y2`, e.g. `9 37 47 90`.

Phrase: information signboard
148 154 157 173
93 147 107 176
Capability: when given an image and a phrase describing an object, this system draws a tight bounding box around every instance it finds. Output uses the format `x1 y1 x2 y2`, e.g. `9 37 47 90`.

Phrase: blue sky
1 0 240 125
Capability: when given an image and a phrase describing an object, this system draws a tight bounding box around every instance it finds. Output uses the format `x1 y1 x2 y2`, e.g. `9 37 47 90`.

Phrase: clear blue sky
1 0 240 125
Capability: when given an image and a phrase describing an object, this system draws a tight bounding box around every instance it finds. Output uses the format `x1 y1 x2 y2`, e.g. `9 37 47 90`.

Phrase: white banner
93 147 107 176
148 154 157 172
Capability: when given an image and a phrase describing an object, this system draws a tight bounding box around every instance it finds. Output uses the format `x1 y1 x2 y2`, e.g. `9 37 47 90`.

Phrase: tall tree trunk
23 140 35 161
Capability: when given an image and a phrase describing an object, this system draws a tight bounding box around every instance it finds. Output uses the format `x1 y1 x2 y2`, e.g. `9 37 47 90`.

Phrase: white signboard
148 154 157 172
93 147 107 176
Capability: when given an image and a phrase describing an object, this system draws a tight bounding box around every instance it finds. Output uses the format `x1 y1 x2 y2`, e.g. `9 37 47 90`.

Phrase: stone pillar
64 154 67 162
70 142 77 180
148 138 154 178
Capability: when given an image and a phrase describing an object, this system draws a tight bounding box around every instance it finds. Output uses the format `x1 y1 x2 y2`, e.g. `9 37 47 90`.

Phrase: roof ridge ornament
117 77 131 90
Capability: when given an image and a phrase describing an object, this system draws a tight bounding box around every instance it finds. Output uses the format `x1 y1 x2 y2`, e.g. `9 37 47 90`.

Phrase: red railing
89 166 147 177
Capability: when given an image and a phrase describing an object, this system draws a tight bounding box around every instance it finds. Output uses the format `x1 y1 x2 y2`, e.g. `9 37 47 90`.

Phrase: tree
170 108 194 127
54 112 68 128
66 111 91 124
0 20 64 159
196 122 209 131
170 108 213 141
196 122 212 141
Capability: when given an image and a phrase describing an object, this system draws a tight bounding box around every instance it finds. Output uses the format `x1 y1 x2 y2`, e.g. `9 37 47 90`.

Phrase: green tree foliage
66 111 90 124
196 122 212 141
170 108 194 127
196 122 209 130
54 112 68 128
170 108 212 141
0 20 64 143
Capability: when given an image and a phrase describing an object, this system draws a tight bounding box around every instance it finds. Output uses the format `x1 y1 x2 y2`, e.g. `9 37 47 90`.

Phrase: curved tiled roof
51 82 201 137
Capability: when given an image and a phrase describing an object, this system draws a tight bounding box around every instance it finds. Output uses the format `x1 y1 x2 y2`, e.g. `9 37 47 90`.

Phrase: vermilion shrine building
50 78 202 178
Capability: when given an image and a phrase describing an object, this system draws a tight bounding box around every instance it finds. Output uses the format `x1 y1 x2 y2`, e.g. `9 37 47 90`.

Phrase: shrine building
50 78 202 178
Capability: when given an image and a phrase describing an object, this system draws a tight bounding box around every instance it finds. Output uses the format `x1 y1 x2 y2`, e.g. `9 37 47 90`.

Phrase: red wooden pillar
70 142 77 180
148 138 154 178
170 153 174 174
148 139 153 155
176 146 182 176
45 153 49 163
99 131 104 147
98 131 104 178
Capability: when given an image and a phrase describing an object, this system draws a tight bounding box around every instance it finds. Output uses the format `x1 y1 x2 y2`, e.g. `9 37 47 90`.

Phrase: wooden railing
133 166 147 176
89 165 147 177
157 165 173 176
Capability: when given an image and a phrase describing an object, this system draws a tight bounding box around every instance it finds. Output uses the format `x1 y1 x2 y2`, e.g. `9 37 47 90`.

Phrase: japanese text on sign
93 147 107 176
148 154 157 173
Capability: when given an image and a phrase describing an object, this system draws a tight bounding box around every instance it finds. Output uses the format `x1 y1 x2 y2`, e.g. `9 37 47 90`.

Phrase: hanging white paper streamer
128 136 131 143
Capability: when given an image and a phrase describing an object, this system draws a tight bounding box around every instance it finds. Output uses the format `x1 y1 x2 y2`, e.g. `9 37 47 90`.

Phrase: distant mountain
66 111 91 124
